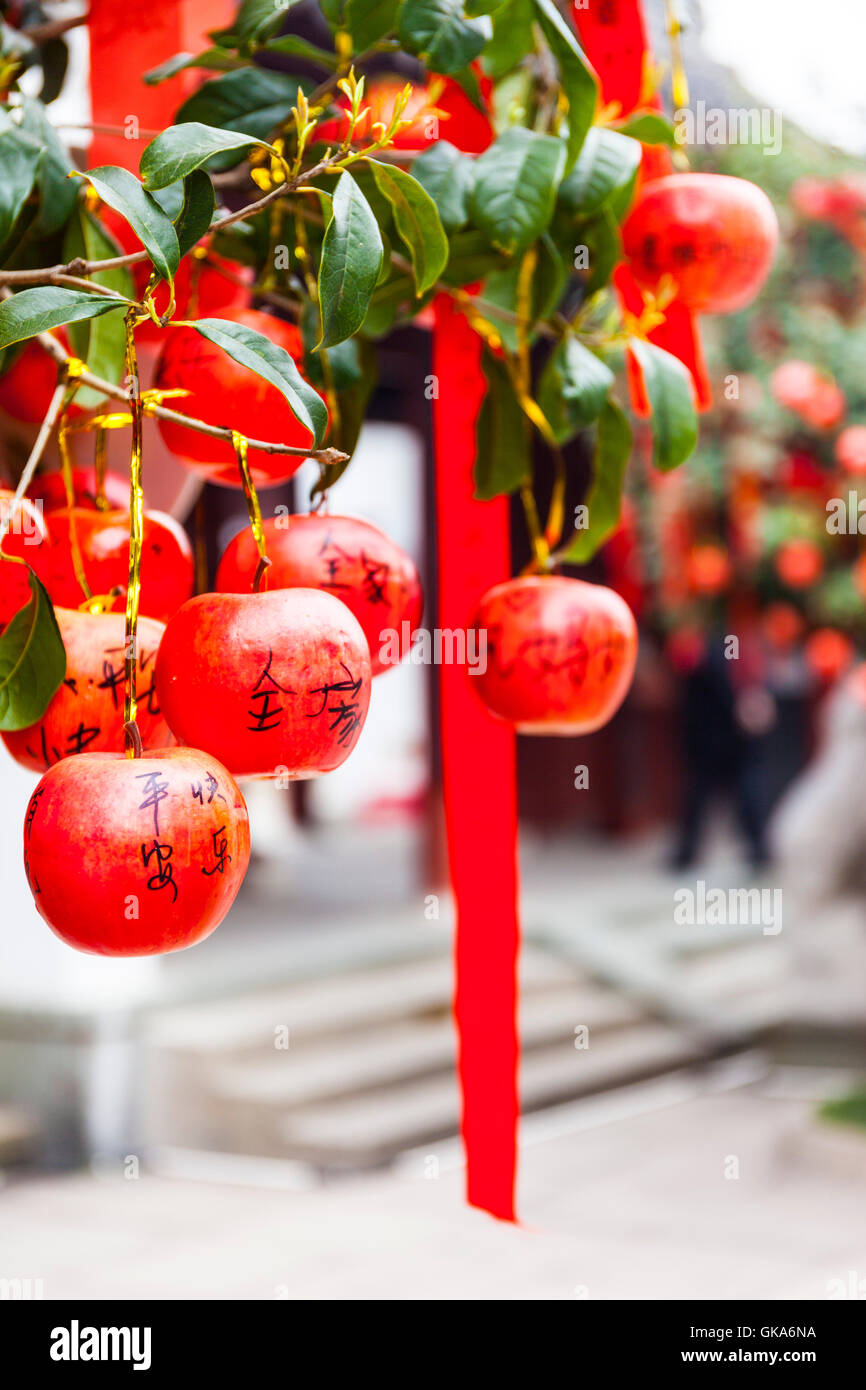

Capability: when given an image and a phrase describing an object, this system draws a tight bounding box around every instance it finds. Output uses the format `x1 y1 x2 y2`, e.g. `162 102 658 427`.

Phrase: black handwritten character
25 787 45 841
201 826 231 877
63 677 78 695
307 662 364 745
141 840 178 903
317 532 354 591
359 552 390 606
248 649 293 733
64 721 101 756
97 652 125 708
136 769 170 836
191 771 227 805
25 727 63 769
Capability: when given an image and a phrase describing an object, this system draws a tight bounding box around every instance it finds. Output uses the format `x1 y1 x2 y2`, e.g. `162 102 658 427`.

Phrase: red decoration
433 295 520 1221
472 575 638 733
0 489 51 629
622 174 778 315
154 308 323 486
23 747 250 955
614 263 712 412
155 590 372 779
2 608 173 770
31 507 194 623
216 513 423 678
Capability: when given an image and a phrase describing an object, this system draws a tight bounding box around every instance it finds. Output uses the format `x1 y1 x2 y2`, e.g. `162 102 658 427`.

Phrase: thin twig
22 13 89 43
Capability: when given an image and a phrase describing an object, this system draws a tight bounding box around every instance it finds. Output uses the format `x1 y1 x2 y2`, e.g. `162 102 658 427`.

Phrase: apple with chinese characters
472 575 638 734
23 746 250 956
30 507 194 623
2 608 173 771
216 513 423 676
155 588 372 779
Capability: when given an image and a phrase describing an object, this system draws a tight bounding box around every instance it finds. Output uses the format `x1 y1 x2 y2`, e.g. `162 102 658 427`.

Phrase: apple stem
253 555 273 593
123 721 143 758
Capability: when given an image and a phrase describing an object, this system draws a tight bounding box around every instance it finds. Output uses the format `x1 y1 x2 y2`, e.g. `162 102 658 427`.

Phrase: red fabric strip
433 296 520 1221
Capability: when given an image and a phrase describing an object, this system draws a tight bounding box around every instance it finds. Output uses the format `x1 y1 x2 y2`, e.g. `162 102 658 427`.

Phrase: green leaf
18 97 78 235
318 172 383 348
313 340 378 490
411 141 474 232
398 0 492 75
537 336 614 445
614 112 676 147
482 234 566 353
194 317 328 446
532 0 597 172
629 338 698 471
81 166 180 285
367 161 448 293
213 0 296 44
558 128 641 219
441 228 510 286
263 35 339 66
61 209 135 410
482 0 535 79
0 566 66 731
0 129 43 252
561 400 632 563
475 350 530 499
144 49 243 84
345 0 400 50
579 204 621 295
469 127 566 255
174 169 216 258
141 122 272 190
174 69 304 170
0 287 129 350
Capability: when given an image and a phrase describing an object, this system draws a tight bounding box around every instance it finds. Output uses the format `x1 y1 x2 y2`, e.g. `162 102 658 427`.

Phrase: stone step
147 945 581 1058
273 1022 708 1167
204 982 644 1112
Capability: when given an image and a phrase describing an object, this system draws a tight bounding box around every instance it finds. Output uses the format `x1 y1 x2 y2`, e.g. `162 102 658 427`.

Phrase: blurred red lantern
853 554 866 600
685 542 732 597
622 174 778 315
762 601 805 650
774 539 824 590
804 628 854 682
770 361 845 429
665 625 706 675
835 425 866 475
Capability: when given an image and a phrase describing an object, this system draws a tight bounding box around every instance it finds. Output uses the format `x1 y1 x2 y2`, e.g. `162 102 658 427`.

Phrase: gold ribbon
123 310 144 750
232 431 271 592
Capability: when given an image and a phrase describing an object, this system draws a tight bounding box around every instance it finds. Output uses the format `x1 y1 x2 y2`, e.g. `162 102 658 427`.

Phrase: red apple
471 575 638 734
2 608 174 771
23 746 250 955
99 205 251 342
623 173 778 314
0 488 50 630
0 335 80 425
28 467 131 512
216 513 423 677
154 308 325 488
155 589 372 779
31 507 194 622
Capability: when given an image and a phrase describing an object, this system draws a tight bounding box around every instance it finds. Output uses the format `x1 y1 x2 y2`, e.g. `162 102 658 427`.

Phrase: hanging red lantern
836 426 866 475
686 542 732 597
805 628 854 682
622 174 778 315
774 538 824 590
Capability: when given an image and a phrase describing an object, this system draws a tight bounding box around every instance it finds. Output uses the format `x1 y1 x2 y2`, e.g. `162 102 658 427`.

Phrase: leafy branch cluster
0 0 698 562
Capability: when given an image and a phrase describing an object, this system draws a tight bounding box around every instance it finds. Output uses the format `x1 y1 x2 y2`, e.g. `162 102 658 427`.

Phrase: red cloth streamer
614 264 712 413
433 298 520 1221
571 0 651 119
88 0 230 170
